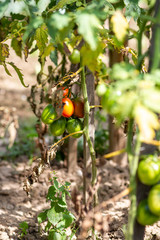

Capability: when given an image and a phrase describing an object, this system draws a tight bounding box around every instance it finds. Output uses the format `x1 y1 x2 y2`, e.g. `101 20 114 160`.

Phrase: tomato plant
50 117 66 136
137 156 160 185
148 184 160 217
66 119 83 138
69 49 80 64
41 104 57 125
136 199 159 226
62 98 74 118
73 99 84 118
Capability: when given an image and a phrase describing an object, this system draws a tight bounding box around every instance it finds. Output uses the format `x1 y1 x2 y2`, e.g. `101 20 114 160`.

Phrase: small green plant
18 221 29 239
38 173 76 239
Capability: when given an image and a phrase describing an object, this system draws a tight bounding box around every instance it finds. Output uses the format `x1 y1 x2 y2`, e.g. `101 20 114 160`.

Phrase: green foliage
19 221 29 239
38 174 76 239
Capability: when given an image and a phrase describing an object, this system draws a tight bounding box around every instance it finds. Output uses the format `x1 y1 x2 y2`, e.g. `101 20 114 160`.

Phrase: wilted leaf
11 38 22 57
76 12 101 50
7 62 28 88
111 11 128 42
134 103 160 141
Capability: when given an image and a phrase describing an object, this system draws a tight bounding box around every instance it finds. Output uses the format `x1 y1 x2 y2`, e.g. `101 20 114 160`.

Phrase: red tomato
62 87 71 98
73 99 84 118
62 98 74 118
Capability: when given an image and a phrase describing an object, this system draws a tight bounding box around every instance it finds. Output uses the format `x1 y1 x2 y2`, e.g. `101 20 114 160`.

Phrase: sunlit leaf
34 23 48 55
76 11 102 50
134 103 160 141
0 0 10 19
111 11 128 42
47 13 72 42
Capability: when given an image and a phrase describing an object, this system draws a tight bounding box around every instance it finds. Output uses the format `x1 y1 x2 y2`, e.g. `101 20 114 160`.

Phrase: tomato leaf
76 11 101 50
0 0 10 19
11 38 22 58
49 0 77 12
34 23 48 55
134 103 160 141
7 62 28 88
47 13 73 42
111 11 128 42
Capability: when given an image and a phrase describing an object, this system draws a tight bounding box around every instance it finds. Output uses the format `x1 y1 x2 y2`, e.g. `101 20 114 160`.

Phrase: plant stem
80 61 97 204
126 120 141 240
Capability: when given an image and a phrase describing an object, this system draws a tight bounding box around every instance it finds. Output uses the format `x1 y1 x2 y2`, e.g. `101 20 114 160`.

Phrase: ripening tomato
136 199 159 226
41 104 57 124
62 98 74 118
137 156 160 185
148 184 160 217
73 99 84 118
50 117 66 136
69 49 80 64
62 87 71 98
66 118 83 138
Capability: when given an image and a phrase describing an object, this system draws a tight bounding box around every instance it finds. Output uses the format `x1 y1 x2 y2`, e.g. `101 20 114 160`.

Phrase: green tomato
137 157 160 185
96 83 107 97
50 117 66 136
148 184 160 216
69 49 80 64
41 104 57 125
66 118 83 138
136 199 159 226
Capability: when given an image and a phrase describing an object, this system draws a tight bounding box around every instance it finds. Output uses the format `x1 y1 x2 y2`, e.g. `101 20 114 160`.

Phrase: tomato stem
80 62 97 207
126 122 141 240
50 130 84 150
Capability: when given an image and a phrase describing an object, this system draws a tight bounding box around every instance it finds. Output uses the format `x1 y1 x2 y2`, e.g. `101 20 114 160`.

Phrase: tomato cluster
136 155 160 226
41 87 84 138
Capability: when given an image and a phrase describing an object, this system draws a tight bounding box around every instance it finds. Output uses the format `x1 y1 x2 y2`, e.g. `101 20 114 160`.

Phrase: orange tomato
62 87 71 98
62 98 74 118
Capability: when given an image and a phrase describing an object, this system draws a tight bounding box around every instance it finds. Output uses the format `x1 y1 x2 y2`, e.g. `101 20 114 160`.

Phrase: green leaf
47 186 56 201
63 212 74 228
76 11 101 50
19 221 29 234
42 43 54 59
50 49 58 66
124 0 141 20
54 179 59 190
49 0 77 12
11 38 22 57
48 230 66 240
0 0 10 19
37 210 47 224
7 62 28 88
47 207 63 226
34 23 48 55
57 199 67 208
47 13 72 42
2 62 12 76
23 16 44 42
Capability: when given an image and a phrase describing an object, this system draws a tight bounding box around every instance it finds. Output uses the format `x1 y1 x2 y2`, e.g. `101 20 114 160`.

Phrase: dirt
0 50 160 240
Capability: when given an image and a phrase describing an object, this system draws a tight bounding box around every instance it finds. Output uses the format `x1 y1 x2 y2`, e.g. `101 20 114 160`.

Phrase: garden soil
0 51 160 240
